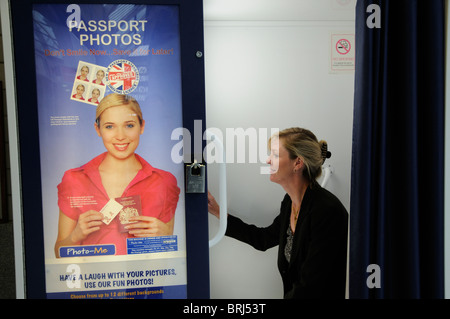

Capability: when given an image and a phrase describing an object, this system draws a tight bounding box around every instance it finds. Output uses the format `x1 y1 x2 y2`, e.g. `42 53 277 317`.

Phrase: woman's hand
71 210 103 243
126 216 173 237
208 191 220 219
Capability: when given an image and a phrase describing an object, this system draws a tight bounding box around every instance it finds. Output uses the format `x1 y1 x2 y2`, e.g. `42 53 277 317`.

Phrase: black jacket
225 185 348 299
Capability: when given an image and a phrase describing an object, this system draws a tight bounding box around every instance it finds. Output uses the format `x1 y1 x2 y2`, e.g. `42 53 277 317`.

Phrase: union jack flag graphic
106 60 139 94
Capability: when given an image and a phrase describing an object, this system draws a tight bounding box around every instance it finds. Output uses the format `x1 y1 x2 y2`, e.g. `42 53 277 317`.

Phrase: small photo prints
71 61 107 106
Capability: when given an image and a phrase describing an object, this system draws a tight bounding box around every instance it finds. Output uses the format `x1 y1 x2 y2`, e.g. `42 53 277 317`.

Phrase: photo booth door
6 0 209 299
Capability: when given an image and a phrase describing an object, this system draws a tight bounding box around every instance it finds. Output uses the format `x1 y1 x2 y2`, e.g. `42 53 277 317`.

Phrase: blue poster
32 4 187 299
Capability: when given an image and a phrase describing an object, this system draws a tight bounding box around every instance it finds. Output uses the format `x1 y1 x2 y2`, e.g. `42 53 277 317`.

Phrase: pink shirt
57 153 180 255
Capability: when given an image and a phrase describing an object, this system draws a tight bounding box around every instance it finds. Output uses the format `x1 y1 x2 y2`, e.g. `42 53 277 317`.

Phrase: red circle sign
336 39 351 55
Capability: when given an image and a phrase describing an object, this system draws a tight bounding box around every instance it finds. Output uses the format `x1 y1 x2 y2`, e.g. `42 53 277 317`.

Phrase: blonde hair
95 93 143 126
269 127 331 184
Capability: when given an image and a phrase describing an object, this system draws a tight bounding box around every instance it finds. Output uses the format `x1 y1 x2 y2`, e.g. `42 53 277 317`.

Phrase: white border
0 0 25 299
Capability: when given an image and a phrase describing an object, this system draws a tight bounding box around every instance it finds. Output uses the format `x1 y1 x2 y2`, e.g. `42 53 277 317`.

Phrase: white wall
204 0 356 298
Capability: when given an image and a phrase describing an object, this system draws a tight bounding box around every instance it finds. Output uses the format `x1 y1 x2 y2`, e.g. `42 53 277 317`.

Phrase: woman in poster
54 93 180 257
77 65 90 82
88 88 101 104
72 84 86 100
93 69 105 86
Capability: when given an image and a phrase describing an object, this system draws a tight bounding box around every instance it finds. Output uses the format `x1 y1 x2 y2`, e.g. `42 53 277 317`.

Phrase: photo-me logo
59 244 116 258
106 59 140 94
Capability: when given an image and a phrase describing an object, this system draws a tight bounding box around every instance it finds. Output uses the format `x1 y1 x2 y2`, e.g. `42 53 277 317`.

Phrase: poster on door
32 3 187 299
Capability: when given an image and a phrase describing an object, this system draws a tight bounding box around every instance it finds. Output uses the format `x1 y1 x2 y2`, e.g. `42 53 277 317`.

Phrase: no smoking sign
336 39 351 55
330 33 355 73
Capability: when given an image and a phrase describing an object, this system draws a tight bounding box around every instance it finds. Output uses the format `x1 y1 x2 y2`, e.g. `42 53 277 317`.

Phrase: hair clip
321 143 331 163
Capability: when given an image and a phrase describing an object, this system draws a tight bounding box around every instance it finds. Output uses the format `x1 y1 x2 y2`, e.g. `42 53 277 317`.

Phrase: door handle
205 129 227 248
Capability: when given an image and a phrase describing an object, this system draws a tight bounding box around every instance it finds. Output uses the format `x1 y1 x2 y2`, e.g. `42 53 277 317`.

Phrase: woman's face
76 85 85 96
81 67 89 78
96 71 104 81
95 105 145 161
92 90 100 99
266 137 299 185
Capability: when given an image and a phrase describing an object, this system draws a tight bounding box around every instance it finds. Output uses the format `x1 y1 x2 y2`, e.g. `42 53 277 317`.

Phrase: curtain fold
349 0 445 298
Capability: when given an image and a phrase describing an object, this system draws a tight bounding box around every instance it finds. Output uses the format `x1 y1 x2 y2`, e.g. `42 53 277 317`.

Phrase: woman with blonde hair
93 69 105 85
55 93 180 257
77 65 90 82
72 84 85 100
208 127 348 299
88 88 101 104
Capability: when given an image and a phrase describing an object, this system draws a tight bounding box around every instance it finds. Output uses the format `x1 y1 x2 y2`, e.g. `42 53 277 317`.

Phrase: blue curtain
349 0 445 298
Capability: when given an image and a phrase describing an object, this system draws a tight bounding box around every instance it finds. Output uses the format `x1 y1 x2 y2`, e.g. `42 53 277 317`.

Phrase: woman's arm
54 210 103 258
208 192 280 251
